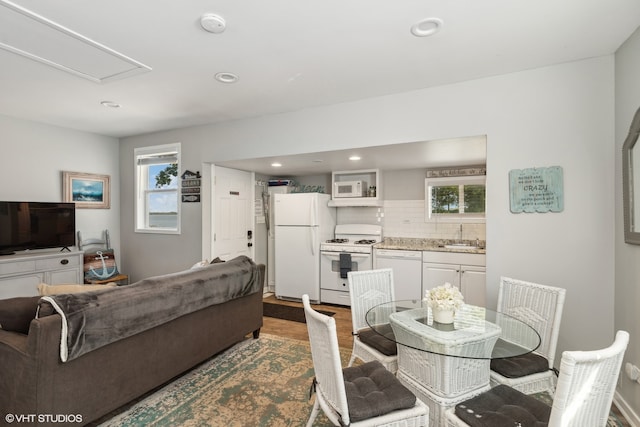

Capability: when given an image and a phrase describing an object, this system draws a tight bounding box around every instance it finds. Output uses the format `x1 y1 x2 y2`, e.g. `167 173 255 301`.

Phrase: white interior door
213 166 253 261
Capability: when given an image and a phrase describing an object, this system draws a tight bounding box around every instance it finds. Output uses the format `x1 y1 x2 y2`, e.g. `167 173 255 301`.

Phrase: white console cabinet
0 250 83 299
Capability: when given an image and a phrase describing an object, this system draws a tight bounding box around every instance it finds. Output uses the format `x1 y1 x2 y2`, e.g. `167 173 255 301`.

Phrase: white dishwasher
374 249 423 300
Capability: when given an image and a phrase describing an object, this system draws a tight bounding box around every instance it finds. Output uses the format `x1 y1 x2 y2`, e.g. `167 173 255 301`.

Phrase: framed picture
63 171 111 209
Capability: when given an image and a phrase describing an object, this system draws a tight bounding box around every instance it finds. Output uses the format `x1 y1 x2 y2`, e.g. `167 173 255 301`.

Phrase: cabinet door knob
60 259 69 265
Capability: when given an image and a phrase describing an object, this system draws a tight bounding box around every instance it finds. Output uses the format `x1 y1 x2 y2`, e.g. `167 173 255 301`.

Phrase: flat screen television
0 201 76 255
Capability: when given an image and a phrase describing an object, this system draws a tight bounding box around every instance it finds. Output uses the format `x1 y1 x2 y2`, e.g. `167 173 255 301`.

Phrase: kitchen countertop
374 237 486 254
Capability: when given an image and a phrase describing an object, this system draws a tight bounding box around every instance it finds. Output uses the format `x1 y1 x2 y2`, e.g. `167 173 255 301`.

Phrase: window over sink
425 175 486 223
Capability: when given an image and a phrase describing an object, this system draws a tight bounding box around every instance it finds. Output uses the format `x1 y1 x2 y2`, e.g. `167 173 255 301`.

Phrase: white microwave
334 180 366 198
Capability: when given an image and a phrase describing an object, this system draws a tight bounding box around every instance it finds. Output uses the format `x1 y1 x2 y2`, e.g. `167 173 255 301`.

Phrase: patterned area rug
97 334 626 426
98 334 344 426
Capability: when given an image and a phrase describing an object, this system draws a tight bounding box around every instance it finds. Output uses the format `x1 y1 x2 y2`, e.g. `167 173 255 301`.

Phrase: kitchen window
425 176 486 222
135 143 181 234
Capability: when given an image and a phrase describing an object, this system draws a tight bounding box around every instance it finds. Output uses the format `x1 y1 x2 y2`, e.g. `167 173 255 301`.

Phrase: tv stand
60 246 71 252
0 250 83 299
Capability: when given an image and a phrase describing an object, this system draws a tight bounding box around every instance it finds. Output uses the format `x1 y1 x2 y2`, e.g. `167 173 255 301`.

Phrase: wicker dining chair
444 330 629 427
347 268 398 373
302 294 429 427
490 277 566 395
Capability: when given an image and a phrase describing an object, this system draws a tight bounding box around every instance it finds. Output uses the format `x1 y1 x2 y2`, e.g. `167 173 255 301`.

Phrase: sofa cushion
0 296 40 334
358 324 397 356
343 360 416 422
454 384 550 426
37 283 117 296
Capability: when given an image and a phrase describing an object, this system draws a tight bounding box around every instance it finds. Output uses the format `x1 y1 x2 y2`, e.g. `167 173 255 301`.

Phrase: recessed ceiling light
349 156 361 161
215 72 238 83
411 17 443 37
100 100 120 108
271 162 282 167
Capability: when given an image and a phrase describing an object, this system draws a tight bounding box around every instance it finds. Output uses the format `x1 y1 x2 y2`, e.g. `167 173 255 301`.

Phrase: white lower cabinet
422 251 486 306
0 251 83 299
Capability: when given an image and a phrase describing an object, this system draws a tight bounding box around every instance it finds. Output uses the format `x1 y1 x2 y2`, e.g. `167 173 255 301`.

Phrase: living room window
425 175 486 222
135 143 181 234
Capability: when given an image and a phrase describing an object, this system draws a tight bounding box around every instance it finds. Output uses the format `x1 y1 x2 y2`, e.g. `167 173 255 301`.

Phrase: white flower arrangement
424 282 464 311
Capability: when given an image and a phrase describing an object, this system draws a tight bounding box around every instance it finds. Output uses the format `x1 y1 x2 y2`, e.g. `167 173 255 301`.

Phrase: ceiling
1 1 639 140
218 136 487 177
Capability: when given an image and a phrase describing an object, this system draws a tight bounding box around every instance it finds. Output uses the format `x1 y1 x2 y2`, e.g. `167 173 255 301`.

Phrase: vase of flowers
424 282 464 324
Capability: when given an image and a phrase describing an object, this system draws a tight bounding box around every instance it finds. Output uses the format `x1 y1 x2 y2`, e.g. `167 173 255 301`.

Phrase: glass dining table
365 299 541 360
365 299 542 426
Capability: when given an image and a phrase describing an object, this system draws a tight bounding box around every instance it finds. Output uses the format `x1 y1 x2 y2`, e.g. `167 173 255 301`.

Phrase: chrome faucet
459 224 463 243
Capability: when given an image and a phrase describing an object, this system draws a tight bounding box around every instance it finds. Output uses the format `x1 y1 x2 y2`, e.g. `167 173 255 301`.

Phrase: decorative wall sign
509 166 564 213
426 166 486 178
182 194 200 203
181 170 201 180
62 171 110 209
181 170 201 203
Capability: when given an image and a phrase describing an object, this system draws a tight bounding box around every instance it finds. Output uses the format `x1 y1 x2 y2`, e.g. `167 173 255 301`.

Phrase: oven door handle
321 252 371 260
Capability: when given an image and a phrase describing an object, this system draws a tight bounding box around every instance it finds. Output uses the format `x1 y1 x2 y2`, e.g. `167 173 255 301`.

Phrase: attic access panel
0 0 151 83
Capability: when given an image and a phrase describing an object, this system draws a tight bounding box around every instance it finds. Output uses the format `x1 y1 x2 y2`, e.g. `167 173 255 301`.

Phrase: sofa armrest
0 328 37 414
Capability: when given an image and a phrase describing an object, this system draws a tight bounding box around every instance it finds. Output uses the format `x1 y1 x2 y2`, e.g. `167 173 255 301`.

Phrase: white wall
615 26 640 423
121 56 615 362
0 114 121 264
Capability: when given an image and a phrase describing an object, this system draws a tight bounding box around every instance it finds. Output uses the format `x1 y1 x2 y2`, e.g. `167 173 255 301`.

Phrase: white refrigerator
274 193 336 303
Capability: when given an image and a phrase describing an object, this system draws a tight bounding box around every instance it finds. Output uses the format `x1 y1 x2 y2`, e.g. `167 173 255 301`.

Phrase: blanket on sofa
37 255 262 362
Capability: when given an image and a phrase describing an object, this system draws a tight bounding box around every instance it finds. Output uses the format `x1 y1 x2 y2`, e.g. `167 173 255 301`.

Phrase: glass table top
365 300 541 360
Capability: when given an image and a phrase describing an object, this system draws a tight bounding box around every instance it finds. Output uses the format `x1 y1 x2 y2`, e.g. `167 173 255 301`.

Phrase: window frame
425 175 486 223
134 143 181 234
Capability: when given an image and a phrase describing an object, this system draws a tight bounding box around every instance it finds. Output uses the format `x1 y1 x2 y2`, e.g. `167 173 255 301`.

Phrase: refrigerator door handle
310 195 318 255
311 195 317 225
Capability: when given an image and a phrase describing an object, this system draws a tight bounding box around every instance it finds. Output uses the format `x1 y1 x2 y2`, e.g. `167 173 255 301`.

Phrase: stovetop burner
326 238 349 243
355 239 376 245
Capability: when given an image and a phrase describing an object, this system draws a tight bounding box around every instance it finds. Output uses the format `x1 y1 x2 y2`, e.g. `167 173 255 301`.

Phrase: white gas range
320 224 383 306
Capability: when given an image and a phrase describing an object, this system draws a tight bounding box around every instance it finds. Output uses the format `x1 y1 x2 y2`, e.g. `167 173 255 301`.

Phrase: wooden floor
261 293 354 349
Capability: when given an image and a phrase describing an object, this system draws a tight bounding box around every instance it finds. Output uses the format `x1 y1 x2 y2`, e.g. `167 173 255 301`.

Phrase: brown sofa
0 256 264 426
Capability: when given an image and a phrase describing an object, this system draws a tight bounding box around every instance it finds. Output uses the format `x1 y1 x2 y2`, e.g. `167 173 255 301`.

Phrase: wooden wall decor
509 166 564 213
181 170 201 203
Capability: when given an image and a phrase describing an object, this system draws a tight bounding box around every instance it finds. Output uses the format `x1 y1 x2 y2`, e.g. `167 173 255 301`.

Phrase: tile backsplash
336 200 486 241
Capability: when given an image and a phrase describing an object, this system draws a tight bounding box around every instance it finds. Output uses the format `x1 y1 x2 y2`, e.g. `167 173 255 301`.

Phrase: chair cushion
358 324 397 356
490 351 549 378
0 296 40 334
343 360 416 422
454 384 550 427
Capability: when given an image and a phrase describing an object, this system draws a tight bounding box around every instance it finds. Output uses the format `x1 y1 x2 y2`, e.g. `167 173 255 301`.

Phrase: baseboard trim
615 390 640 427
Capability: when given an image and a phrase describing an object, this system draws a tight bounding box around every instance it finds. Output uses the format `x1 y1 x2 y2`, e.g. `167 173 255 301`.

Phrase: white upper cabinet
329 169 382 207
